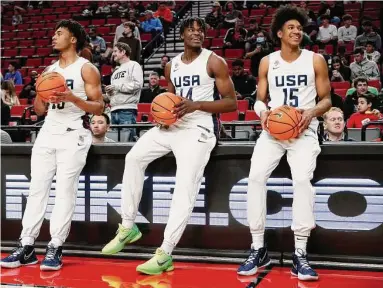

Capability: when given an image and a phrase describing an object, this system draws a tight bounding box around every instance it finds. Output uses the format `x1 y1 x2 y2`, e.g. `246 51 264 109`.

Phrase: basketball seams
278 106 299 127
37 84 66 92
152 101 173 112
268 119 296 134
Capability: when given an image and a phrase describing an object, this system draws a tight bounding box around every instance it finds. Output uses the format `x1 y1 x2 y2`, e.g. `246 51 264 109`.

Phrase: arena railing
361 120 383 141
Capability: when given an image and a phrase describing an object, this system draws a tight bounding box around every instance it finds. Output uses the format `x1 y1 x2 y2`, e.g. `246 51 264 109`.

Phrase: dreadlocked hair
270 5 308 45
55 19 87 52
179 16 206 37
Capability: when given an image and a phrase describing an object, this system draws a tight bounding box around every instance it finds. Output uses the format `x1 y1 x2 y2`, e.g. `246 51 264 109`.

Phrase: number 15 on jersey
283 88 299 107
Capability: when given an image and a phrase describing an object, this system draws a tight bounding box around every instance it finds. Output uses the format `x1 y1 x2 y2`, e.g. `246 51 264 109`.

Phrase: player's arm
298 53 332 133
254 56 270 130
34 95 49 116
164 61 175 93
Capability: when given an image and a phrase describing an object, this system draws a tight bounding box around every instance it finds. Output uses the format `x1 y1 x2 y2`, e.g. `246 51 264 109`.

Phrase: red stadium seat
140 33 152 42
55 7 68 13
33 30 47 39
137 103 151 113
19 99 29 105
368 80 381 90
44 57 57 66
44 15 57 21
31 23 45 30
344 2 361 10
250 9 266 17
325 44 334 55
41 8 54 14
335 88 348 99
2 32 15 40
25 58 42 67
107 18 121 25
211 38 224 48
4 41 18 48
19 48 35 57
202 39 211 48
225 49 244 59
241 10 249 17
159 79 168 88
97 26 110 35
3 49 18 58
237 100 249 112
331 82 350 89
18 40 34 47
10 105 28 118
220 111 238 121
16 24 30 30
92 19 106 26
101 65 112 76
219 29 229 37
206 30 218 38
245 110 260 121
35 39 50 47
36 47 52 57
15 85 23 95
212 49 223 57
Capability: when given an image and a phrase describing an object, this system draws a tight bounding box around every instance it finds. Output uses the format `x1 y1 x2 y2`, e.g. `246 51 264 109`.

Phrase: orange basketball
151 92 183 126
36 72 66 101
267 105 302 140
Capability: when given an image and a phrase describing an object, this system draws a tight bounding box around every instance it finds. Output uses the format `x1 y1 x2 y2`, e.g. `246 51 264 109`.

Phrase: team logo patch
275 112 283 119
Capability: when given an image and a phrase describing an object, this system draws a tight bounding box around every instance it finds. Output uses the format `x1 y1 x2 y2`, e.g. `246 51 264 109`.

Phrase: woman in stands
330 56 351 82
1 80 20 108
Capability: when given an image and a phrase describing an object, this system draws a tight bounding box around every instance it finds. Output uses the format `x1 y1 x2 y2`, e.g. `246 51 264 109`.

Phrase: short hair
271 5 308 45
332 56 341 64
149 71 159 78
353 76 368 88
179 17 206 37
91 113 110 125
114 42 131 57
342 14 352 21
366 41 375 48
161 55 170 61
9 61 18 69
353 47 364 55
232 59 244 67
55 19 87 52
358 93 374 104
323 107 344 121
320 14 331 21
362 20 372 26
123 21 136 30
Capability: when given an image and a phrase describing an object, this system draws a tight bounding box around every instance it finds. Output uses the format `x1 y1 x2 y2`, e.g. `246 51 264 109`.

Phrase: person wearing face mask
355 20 382 51
244 31 272 77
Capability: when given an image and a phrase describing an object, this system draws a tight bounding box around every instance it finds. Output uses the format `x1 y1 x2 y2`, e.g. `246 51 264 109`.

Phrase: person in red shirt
154 2 173 35
347 93 383 131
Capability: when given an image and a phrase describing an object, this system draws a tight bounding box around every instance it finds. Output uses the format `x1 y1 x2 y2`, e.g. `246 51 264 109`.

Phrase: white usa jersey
170 48 216 131
44 57 89 132
268 49 318 131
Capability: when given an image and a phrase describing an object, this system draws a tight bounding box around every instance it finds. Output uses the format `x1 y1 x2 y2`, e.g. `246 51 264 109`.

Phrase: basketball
36 72 66 101
151 92 183 126
267 105 302 140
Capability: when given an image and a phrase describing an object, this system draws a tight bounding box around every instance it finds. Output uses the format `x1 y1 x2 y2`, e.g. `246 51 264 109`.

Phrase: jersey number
51 102 65 110
283 88 299 107
179 88 193 100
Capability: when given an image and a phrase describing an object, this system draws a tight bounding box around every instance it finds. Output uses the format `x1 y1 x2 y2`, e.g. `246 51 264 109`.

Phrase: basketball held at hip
151 92 183 126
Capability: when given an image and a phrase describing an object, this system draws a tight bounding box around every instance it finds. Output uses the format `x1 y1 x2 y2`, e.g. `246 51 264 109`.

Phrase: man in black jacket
231 59 257 102
139 72 166 103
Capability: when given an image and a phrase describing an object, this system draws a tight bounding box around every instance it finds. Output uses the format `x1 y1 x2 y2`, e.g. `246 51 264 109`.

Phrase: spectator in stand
4 62 22 85
318 1 344 25
329 87 344 110
154 55 170 80
337 14 357 45
1 129 12 144
355 20 382 51
139 72 166 103
154 1 173 35
223 19 247 49
245 31 272 77
95 1 111 15
79 36 93 63
365 41 381 64
347 93 383 131
141 10 163 37
82 1 98 16
336 45 349 66
330 56 351 82
205 2 224 30
299 1 318 43
322 107 352 142
19 70 38 104
114 13 141 45
350 47 380 81
231 59 257 102
245 19 262 52
89 28 106 53
90 114 115 143
1 80 20 108
12 7 23 26
223 1 243 29
316 14 338 48
117 22 142 63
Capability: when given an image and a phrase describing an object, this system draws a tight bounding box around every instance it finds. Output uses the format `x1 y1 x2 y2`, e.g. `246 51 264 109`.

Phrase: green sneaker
101 223 142 255
136 248 174 275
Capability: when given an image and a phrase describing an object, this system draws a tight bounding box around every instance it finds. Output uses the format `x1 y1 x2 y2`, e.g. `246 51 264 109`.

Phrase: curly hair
179 16 206 37
270 5 308 45
55 19 87 52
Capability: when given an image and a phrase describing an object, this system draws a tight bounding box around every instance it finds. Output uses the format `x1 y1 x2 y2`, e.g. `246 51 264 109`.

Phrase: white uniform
248 50 321 239
121 49 216 248
20 57 92 246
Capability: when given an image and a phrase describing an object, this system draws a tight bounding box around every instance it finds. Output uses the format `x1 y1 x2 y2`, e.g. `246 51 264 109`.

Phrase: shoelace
297 255 311 270
10 246 24 257
243 250 258 265
45 246 58 261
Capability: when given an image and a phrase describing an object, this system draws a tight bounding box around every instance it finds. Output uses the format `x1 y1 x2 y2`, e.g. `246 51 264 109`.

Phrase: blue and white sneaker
291 249 319 281
237 247 271 276
0 242 38 268
40 245 63 271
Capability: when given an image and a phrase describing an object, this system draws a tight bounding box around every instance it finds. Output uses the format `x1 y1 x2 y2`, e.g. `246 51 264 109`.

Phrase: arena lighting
5 175 383 232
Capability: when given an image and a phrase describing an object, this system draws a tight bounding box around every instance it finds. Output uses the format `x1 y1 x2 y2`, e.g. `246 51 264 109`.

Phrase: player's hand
173 99 200 118
105 85 115 94
50 87 75 103
260 110 270 132
297 108 315 134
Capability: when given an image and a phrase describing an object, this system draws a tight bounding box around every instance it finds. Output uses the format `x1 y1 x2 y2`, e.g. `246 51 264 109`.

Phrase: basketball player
237 6 331 281
1 20 104 271
101 17 237 275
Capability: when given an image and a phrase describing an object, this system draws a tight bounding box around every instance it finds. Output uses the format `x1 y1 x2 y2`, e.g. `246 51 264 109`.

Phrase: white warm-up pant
122 125 216 247
20 127 92 244
248 130 321 237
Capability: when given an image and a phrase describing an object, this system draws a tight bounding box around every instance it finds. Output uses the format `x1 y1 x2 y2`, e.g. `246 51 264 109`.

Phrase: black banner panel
2 144 383 257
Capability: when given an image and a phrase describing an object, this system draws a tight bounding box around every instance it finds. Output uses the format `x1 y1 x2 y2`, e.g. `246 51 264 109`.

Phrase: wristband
254 100 267 117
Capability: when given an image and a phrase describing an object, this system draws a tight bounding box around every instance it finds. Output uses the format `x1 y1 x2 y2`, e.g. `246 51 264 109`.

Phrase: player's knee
292 172 313 185
125 152 143 167
248 168 269 185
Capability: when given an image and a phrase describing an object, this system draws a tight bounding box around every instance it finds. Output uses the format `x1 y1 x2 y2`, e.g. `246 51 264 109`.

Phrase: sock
122 219 134 229
160 240 174 256
294 234 308 255
21 237 34 246
251 232 264 250
49 238 63 248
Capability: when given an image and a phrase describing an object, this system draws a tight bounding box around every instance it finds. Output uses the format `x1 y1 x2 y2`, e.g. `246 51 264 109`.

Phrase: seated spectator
316 14 338 48
89 28 106 53
245 31 272 77
224 19 247 49
154 55 170 79
4 62 22 85
19 70 38 104
79 36 93 62
323 107 352 141
90 114 115 143
12 7 23 26
117 21 142 63
328 87 344 110
245 19 262 52
231 59 257 102
140 72 166 103
336 45 349 66
205 2 224 30
330 56 351 82
114 13 141 45
318 1 344 25
95 1 111 15
154 1 173 34
355 20 382 51
1 80 20 108
299 1 318 42
223 1 243 29
347 93 383 131
365 41 381 64
350 47 380 81
337 14 357 45
1 129 12 144
141 10 163 35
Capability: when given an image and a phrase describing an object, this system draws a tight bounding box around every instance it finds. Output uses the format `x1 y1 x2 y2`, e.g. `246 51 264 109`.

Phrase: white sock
49 238 63 248
294 234 308 255
21 237 34 246
160 240 174 256
122 219 134 229
251 232 264 250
